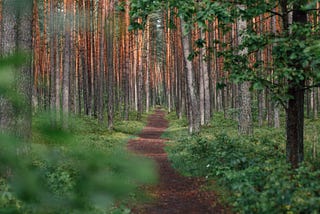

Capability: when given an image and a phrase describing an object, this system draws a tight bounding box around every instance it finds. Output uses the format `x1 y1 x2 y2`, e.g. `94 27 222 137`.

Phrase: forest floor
127 109 230 214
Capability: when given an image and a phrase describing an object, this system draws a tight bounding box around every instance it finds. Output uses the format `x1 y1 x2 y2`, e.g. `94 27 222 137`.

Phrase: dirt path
128 109 228 214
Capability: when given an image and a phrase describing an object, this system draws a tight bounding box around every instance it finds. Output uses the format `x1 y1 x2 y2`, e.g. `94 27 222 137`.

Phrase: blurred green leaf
0 52 30 69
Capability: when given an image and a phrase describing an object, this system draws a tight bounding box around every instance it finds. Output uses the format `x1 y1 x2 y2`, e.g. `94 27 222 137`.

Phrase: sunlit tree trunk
137 29 144 120
199 29 210 125
33 0 40 111
97 0 105 124
145 19 150 113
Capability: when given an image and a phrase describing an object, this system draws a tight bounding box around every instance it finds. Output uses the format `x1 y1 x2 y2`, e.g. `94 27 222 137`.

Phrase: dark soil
128 109 230 214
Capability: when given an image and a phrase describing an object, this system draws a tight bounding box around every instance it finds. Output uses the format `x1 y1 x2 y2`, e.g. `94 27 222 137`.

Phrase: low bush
0 112 156 213
165 112 320 213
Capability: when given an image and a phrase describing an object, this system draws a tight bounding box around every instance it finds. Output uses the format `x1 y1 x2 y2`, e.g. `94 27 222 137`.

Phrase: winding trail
128 109 229 214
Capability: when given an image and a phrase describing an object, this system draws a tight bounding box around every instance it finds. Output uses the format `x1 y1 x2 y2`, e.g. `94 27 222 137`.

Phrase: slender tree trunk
17 0 33 139
269 10 277 127
62 0 71 128
180 19 200 134
137 31 144 120
49 0 57 123
33 0 40 111
313 87 318 119
199 30 205 126
237 5 253 135
85 0 92 116
203 33 211 125
257 16 265 127
69 1 76 114
145 20 150 113
55 32 60 122
97 0 105 124
107 14 114 129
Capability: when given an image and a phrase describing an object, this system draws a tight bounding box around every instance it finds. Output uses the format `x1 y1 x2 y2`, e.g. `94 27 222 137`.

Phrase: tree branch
302 82 320 91
266 9 284 18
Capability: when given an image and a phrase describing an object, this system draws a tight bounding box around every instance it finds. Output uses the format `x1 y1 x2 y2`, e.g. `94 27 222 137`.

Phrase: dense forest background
0 0 320 213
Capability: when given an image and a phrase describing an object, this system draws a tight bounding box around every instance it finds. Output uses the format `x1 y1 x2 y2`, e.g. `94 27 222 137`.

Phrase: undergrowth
164 112 320 213
0 111 156 213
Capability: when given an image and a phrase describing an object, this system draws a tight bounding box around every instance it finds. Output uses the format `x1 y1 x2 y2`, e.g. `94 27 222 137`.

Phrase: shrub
165 112 320 213
0 112 156 213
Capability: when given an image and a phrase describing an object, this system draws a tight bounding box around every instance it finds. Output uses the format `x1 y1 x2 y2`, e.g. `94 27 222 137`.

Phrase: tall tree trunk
107 13 114 129
257 15 265 127
97 0 105 124
271 9 280 128
55 32 60 122
313 87 318 119
145 19 150 113
0 0 16 134
136 28 144 120
199 28 211 125
238 82 253 135
17 0 33 139
0 0 33 139
180 19 200 134
285 2 307 168
237 5 253 135
62 0 71 128
199 29 205 126
49 0 57 123
85 0 92 116
69 1 76 114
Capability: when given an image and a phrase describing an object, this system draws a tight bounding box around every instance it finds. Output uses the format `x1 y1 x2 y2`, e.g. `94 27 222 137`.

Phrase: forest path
127 109 228 214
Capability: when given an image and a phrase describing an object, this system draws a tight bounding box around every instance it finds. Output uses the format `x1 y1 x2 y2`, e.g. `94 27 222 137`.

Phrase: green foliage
0 52 31 114
178 0 231 29
129 0 231 32
224 3 319 106
129 0 320 106
129 0 162 31
0 178 22 213
0 49 156 212
165 112 320 213
0 113 156 213
115 1 126 12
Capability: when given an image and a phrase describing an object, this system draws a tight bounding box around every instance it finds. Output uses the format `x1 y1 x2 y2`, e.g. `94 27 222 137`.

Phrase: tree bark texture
285 3 307 168
180 19 200 134
237 5 253 135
